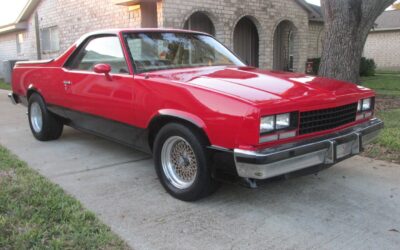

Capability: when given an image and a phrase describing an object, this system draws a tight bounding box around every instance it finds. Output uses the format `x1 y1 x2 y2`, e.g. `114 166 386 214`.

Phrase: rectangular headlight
260 116 275 134
275 113 290 130
362 98 372 111
260 113 291 134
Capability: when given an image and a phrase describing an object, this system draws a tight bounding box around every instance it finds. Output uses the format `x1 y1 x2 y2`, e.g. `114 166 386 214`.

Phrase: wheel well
27 89 40 100
148 116 211 151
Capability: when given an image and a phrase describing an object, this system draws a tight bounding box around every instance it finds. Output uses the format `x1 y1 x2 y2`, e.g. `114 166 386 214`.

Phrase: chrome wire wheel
30 102 43 133
161 136 198 189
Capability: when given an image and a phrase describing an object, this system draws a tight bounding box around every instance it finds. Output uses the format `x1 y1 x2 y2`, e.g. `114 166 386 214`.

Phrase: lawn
0 79 11 90
361 73 400 97
361 72 400 163
0 146 129 249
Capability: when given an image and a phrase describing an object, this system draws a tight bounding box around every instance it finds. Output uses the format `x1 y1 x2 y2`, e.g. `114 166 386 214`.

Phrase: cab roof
75 28 210 46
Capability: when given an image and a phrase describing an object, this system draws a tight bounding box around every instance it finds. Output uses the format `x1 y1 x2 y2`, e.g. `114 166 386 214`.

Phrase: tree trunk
319 0 395 83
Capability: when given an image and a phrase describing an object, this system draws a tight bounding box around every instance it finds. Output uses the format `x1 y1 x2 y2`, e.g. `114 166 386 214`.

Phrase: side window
67 36 129 74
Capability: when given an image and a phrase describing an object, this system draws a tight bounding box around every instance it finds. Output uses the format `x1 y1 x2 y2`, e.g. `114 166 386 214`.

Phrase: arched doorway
273 20 298 71
184 12 215 36
233 17 259 67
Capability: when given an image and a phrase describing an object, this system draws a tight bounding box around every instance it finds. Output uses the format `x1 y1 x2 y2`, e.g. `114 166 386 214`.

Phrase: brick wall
0 0 314 78
161 0 310 72
0 33 20 78
364 30 400 71
0 17 37 79
35 0 141 59
307 21 324 59
0 0 142 79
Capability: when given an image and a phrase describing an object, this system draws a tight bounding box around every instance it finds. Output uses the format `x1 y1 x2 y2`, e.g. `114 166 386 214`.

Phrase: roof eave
0 22 28 35
112 0 157 6
370 27 400 32
15 0 41 23
295 0 323 21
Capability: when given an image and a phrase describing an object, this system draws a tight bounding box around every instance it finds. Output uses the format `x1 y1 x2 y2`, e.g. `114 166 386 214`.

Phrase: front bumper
234 118 384 180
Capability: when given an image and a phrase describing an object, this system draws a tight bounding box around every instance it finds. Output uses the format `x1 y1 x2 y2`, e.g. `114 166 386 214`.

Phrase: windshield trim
122 31 245 74
134 64 236 74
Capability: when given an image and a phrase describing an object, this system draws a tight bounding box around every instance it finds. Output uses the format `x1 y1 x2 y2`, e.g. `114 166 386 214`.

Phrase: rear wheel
28 93 64 141
153 123 218 201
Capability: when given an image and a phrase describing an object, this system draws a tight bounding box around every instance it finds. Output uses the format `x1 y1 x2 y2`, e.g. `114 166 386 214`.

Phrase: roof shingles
374 9 400 30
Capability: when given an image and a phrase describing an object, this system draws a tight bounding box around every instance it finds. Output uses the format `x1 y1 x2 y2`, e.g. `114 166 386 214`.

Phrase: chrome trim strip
234 118 384 180
208 145 232 153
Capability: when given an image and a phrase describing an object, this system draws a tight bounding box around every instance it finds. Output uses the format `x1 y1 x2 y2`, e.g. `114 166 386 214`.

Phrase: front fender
152 109 208 131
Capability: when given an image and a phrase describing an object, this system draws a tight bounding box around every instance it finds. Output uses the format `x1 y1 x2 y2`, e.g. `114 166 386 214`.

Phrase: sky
0 0 28 26
306 0 320 6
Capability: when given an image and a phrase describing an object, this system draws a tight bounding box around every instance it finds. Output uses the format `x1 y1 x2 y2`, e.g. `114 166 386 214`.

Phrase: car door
61 35 135 125
60 35 151 150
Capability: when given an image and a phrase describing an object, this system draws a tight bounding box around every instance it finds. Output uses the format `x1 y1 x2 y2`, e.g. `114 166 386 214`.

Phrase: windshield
123 32 245 73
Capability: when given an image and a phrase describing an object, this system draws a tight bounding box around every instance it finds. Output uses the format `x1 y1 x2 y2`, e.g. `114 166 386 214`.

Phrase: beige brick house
364 9 400 72
0 0 325 80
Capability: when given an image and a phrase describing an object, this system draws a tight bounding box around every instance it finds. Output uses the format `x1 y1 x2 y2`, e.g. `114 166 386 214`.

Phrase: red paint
93 64 112 75
11 29 376 151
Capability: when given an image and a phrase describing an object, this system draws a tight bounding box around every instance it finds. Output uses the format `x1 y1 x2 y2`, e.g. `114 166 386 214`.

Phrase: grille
299 103 358 135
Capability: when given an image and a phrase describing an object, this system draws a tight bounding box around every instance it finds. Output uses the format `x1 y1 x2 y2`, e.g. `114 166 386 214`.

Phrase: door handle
63 80 72 85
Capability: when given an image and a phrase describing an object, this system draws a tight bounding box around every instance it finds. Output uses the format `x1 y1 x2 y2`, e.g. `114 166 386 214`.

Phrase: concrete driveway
0 89 399 250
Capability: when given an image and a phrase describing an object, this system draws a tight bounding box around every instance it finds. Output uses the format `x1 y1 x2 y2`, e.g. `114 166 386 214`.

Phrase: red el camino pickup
9 29 383 201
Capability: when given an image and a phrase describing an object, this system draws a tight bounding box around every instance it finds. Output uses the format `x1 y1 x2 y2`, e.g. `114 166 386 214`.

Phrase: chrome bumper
8 93 18 105
234 118 384 179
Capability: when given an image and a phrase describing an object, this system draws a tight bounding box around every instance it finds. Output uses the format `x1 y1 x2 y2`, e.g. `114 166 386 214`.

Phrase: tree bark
318 0 395 83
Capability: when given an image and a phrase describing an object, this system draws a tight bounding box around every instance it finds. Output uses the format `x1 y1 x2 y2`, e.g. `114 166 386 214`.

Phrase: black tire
28 93 64 141
153 123 218 201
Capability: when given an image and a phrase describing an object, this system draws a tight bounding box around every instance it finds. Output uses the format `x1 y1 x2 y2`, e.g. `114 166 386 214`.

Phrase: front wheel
28 93 64 141
153 123 218 201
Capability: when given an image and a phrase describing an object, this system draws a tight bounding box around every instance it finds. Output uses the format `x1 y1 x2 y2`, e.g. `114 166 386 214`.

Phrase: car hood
146 66 373 106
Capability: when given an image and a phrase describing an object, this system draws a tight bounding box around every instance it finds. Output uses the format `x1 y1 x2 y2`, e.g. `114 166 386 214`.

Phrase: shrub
360 57 376 77
306 57 376 77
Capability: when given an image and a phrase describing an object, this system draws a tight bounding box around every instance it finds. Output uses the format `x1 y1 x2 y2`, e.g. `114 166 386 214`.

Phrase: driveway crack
51 156 152 178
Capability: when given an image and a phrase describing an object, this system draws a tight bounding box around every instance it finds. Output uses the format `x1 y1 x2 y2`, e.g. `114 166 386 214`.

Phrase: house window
40 26 60 53
16 33 24 54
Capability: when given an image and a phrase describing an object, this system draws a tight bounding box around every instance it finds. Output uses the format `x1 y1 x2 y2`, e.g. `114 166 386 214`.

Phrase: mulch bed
374 95 400 111
363 144 400 164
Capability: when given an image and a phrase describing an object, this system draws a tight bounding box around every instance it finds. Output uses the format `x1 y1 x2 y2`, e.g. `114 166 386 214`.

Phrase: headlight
358 98 372 112
260 116 275 134
276 113 290 130
260 113 291 134
362 98 371 110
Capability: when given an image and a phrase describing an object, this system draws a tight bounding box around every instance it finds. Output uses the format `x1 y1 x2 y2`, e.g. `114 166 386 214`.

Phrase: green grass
364 109 400 163
361 73 400 96
375 109 400 151
376 70 400 75
0 79 11 90
360 72 400 163
0 146 129 249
